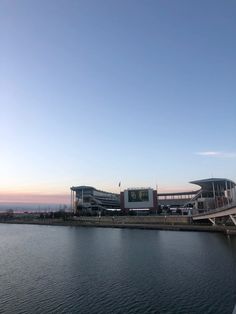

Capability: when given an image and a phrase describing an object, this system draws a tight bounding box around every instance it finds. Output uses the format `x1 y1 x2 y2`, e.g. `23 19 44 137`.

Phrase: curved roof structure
190 178 236 189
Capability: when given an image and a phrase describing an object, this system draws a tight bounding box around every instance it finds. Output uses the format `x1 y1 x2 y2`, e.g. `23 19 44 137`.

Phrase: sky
1 0 236 204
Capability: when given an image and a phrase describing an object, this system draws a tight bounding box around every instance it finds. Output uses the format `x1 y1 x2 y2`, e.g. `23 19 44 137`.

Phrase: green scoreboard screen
128 190 149 202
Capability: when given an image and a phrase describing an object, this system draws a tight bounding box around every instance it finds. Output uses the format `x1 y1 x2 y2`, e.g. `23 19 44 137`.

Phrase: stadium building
189 178 236 213
70 186 120 214
70 178 236 215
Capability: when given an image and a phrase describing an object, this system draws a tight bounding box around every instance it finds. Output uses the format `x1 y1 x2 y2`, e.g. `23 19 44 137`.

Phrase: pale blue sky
1 0 236 199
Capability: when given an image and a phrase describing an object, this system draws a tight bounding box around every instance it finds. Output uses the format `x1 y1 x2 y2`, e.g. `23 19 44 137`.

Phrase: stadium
70 178 236 216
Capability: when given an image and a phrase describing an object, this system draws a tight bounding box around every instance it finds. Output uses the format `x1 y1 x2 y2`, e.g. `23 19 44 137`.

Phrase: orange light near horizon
0 192 70 204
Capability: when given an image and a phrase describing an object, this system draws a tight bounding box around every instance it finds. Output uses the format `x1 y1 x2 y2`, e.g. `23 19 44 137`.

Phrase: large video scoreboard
128 189 149 202
124 188 154 209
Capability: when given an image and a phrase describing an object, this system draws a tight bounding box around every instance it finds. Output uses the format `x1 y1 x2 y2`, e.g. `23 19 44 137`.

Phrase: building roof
190 178 236 189
70 185 119 196
71 185 95 191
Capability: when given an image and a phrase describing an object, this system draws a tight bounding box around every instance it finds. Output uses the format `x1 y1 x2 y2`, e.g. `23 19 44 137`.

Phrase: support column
229 181 233 205
226 180 230 206
71 189 73 213
73 191 76 214
212 181 216 209
209 217 216 225
229 215 236 226
71 190 74 214
230 181 231 203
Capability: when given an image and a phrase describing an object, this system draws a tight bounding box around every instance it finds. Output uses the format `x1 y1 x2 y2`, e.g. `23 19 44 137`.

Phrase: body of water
0 224 235 314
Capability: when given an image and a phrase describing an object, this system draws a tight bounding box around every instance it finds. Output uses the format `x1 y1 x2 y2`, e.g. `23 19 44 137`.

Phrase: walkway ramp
192 205 236 226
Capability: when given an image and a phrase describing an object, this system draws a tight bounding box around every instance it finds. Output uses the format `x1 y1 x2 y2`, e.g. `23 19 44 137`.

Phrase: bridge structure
157 190 199 207
192 204 236 226
191 178 236 226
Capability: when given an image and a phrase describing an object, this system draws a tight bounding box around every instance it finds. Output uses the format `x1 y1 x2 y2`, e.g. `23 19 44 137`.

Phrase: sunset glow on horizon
0 192 70 204
0 182 200 205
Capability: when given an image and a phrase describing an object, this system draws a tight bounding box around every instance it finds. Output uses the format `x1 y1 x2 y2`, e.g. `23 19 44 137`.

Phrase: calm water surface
0 224 235 314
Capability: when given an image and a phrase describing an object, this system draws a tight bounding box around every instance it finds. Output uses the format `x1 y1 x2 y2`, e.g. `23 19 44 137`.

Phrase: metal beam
209 218 216 225
226 180 230 206
212 181 216 209
193 206 236 220
229 214 236 226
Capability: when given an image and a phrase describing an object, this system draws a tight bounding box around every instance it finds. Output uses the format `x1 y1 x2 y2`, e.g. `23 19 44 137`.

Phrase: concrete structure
191 178 236 226
76 215 190 225
70 186 120 214
190 178 236 213
192 205 236 226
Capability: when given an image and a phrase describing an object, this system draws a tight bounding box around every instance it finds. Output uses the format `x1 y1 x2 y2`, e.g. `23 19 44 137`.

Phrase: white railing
193 202 236 217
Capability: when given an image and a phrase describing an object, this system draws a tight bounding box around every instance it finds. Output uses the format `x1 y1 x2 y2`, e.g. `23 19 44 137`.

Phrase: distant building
70 186 120 214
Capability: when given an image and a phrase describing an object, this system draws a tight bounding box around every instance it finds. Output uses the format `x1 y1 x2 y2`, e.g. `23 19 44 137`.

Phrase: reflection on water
0 224 235 314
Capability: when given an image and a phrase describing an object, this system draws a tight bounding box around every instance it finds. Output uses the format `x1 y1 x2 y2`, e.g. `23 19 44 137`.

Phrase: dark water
0 225 235 314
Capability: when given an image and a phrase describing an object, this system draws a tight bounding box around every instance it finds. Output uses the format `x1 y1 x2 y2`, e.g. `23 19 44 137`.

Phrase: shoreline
1 219 236 235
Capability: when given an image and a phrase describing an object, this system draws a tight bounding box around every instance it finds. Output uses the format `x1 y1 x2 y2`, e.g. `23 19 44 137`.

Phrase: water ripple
0 225 235 314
